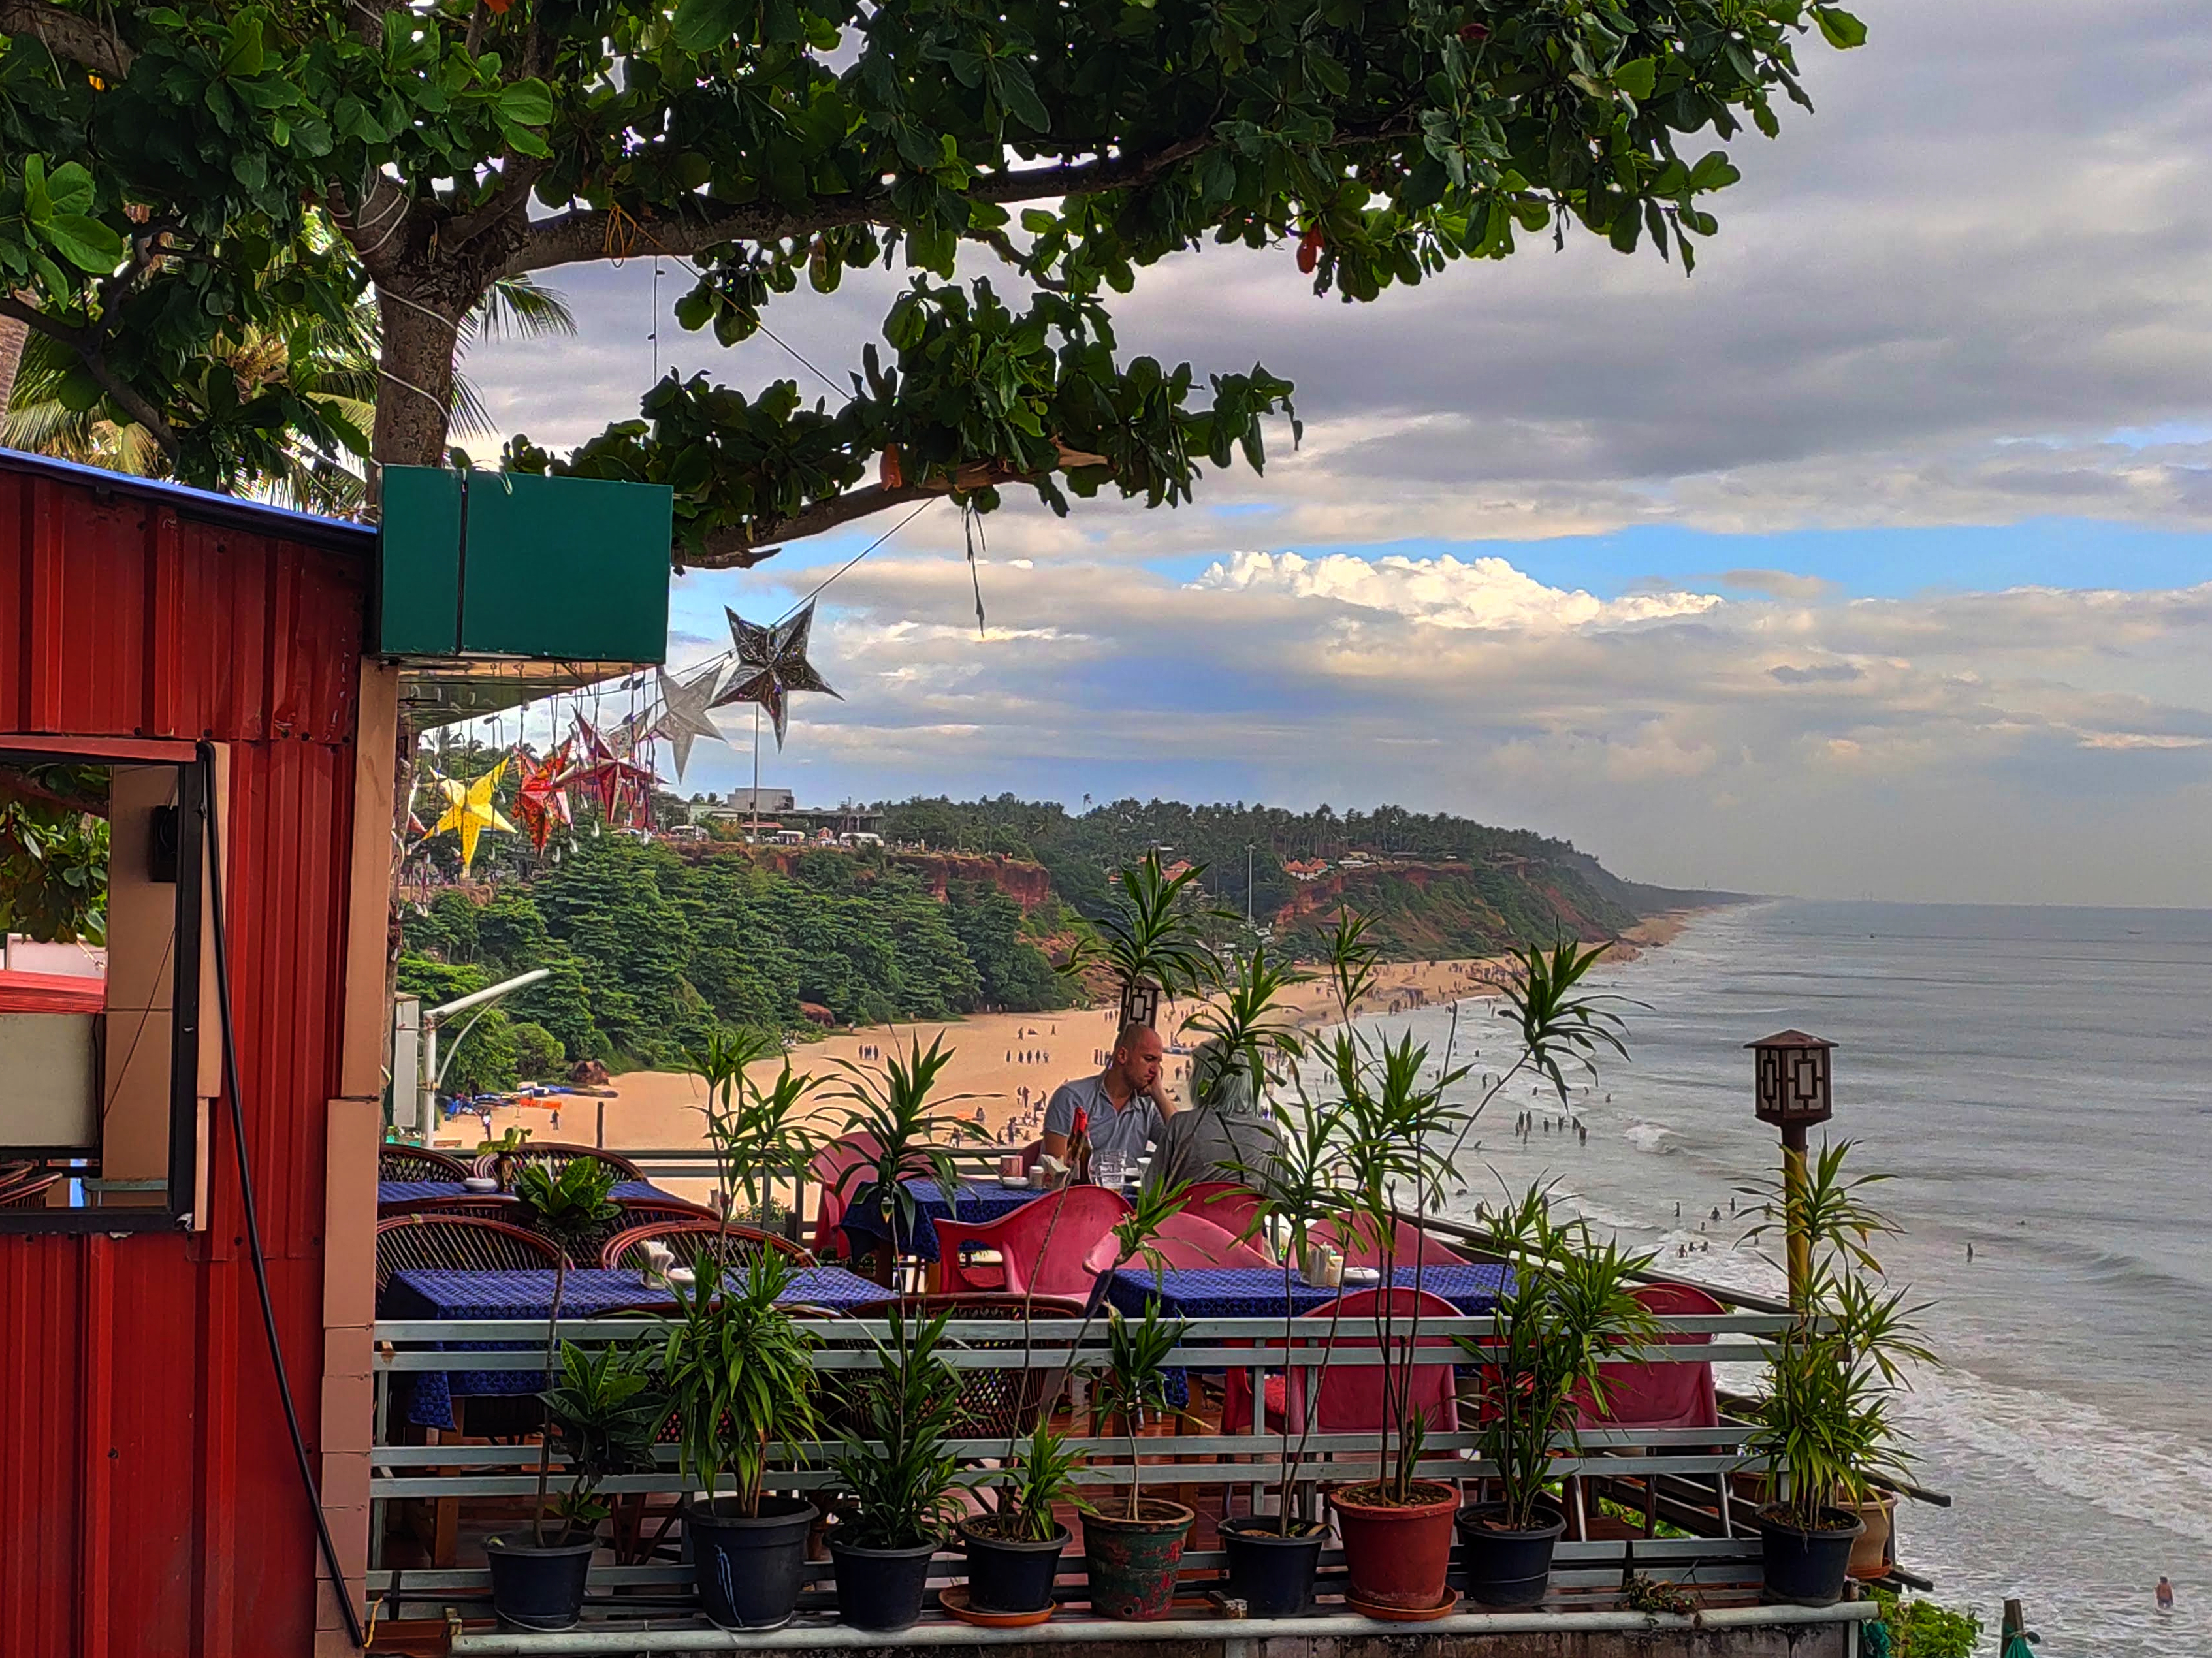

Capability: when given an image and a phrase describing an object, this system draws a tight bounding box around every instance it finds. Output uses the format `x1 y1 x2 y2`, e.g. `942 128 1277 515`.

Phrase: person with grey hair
1144 1038 1281 1193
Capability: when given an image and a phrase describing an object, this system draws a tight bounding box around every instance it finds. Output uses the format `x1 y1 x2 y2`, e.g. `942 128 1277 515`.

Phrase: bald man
1041 1022 1179 1171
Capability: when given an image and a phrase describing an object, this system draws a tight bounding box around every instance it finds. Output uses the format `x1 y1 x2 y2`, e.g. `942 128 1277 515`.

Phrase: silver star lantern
651 663 726 778
711 600 839 747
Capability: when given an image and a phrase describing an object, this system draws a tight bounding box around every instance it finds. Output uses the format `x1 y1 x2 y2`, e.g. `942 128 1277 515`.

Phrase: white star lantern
652 663 727 778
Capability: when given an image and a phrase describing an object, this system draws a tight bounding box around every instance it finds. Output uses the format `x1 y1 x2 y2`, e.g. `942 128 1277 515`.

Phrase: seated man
1144 1038 1281 1194
1042 1022 1178 1173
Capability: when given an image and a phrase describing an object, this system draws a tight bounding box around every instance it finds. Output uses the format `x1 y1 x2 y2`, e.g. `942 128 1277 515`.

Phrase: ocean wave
1899 1369 2212 1551
1623 1121 1675 1153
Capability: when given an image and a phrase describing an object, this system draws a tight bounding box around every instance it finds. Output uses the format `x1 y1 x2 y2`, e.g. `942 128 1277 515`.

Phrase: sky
468 0 2212 907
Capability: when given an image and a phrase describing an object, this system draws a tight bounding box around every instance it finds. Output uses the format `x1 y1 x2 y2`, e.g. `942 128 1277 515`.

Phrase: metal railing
367 1303 1794 1617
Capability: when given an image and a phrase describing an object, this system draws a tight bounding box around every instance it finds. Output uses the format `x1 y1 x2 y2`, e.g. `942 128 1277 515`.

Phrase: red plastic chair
934 1185 1130 1298
1570 1281 1730 1537
1222 1286 1463 1436
1314 1214 1469 1269
1082 1207 1272 1274
1183 1182 1268 1247
807 1130 885 1260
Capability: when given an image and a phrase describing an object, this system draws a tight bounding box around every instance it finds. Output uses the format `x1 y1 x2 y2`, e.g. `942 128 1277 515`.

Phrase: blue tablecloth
378 1179 673 1206
386 1265 886 1428
838 1177 1045 1262
1104 1264 1512 1320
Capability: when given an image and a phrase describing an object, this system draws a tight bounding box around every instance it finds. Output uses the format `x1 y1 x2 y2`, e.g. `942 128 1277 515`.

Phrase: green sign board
375 468 673 665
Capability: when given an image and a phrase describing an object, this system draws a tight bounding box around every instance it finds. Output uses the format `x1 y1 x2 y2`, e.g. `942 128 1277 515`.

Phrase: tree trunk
370 286 465 477
0 311 29 422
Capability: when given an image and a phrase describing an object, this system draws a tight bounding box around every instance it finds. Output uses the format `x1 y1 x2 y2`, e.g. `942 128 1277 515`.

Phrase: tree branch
686 481 937 570
443 159 553 251
504 131 1219 277
0 0 134 78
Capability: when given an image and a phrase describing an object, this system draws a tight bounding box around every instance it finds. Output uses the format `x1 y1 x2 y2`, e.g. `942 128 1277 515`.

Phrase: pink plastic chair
1221 1286 1463 1436
1081 1207 1272 1275
1183 1182 1268 1247
1313 1214 1469 1269
1569 1281 1729 1537
808 1130 885 1260
934 1185 1131 1298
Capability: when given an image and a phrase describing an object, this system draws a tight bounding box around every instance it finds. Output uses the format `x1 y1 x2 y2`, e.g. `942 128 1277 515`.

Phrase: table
377 1179 675 1207
838 1177 1046 1262
1104 1263 1513 1321
384 1265 886 1428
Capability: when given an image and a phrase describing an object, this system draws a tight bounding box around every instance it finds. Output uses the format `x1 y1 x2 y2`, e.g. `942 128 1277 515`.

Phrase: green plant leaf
1812 6 1868 48
41 215 127 274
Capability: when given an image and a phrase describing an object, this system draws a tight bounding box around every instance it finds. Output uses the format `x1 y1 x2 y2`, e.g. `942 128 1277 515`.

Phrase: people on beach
2156 1576 2174 1610
1042 1023 1179 1170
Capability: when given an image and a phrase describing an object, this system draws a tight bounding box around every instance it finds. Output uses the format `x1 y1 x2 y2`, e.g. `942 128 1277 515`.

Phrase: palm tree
1 259 571 514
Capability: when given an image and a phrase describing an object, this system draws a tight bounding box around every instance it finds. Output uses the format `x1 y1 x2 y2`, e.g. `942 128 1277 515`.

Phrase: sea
1359 899 2210 1657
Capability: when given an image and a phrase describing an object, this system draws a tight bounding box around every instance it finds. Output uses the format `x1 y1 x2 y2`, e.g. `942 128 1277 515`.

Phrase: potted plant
662 1251 823 1629
830 1035 983 1283
1078 1302 1196 1620
482 1158 623 1625
485 1337 669 1629
1743 1141 1931 1606
827 1308 967 1631
959 1424 1084 1614
1453 1186 1655 1606
688 1028 824 1235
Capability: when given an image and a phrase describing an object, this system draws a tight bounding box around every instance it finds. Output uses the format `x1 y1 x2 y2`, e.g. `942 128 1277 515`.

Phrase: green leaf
498 80 555 127
669 0 739 54
21 153 49 221
1612 57 1656 101
40 215 126 274
1019 209 1057 236
44 162 95 218
222 13 265 77
1812 7 1868 49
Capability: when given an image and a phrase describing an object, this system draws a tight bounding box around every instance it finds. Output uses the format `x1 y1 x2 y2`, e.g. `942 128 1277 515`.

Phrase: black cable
197 740 368 1649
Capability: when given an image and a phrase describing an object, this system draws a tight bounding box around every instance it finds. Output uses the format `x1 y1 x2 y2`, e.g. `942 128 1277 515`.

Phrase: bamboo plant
1456 1185 1656 1529
1087 1301 1189 1520
513 1158 622 1544
831 1309 968 1549
1742 1140 1933 1531
661 1251 821 1518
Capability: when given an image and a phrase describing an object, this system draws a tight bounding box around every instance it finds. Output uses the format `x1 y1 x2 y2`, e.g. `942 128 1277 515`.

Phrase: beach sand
440 923 1704 1179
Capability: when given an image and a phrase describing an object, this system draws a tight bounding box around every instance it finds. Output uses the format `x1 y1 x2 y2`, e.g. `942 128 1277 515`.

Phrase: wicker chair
377 1192 523 1223
474 1141 645 1186
844 1291 1087 1439
598 1220 815 1273
374 1212 562 1294
377 1143 472 1183
613 1194 720 1229
0 1166 61 1208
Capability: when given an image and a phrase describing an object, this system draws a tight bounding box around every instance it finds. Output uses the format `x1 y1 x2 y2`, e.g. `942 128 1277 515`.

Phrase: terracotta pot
1842 1493 1897 1580
1328 1482 1460 1610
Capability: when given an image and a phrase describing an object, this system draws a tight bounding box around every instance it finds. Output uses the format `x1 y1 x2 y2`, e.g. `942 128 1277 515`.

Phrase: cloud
648 545 2212 905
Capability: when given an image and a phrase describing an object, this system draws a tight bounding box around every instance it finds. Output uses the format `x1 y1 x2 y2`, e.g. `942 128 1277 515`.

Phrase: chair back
374 1213 561 1293
807 1131 886 1257
1291 1285 1463 1435
1573 1282 1724 1431
377 1192 521 1224
1183 1182 1267 1245
378 1144 472 1183
1315 1213 1469 1269
0 1166 60 1208
474 1141 645 1186
938 1185 1130 1299
600 1220 815 1273
614 1195 720 1229
842 1292 1087 1439
1082 1207 1270 1275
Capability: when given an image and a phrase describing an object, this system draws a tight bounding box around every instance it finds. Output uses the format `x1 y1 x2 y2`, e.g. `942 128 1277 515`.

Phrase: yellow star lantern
430 760 515 876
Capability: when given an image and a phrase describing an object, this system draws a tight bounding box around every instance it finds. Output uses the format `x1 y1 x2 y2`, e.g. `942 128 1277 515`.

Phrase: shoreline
444 910 1718 1172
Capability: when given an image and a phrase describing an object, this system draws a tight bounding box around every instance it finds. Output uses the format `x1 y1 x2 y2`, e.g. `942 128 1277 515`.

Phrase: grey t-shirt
1042 1073 1161 1165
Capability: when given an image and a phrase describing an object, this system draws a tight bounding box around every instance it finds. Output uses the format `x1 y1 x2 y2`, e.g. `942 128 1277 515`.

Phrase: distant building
1284 858 1330 882
692 786 795 819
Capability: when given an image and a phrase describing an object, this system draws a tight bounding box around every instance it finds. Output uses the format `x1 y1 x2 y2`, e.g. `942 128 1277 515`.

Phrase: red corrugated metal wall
0 464 368 1658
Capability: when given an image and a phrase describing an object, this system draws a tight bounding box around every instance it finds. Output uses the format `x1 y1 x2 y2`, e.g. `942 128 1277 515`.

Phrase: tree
0 0 1863 558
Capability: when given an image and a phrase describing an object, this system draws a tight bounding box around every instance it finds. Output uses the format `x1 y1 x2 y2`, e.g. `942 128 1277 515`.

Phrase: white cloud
1193 550 1722 630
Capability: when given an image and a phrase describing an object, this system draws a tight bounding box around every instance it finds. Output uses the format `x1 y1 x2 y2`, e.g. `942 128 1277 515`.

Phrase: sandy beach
440 917 1705 1177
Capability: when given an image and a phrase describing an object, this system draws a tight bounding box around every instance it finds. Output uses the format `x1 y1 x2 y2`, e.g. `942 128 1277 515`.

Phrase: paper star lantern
711 600 839 748
515 742 574 852
430 759 514 876
652 664 726 779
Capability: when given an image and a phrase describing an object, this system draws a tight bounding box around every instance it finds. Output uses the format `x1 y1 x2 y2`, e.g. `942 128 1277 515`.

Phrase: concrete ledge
453 1601 1875 1655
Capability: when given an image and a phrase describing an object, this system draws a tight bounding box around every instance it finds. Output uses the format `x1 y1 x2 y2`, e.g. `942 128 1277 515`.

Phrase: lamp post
1746 1029 1835 1309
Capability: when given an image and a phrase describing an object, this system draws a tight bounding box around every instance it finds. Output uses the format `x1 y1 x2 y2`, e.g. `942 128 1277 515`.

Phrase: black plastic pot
1219 1516 1326 1615
686 1496 818 1629
483 1533 595 1631
1454 1502 1565 1608
829 1536 942 1632
957 1517 1069 1614
1756 1506 1865 1607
